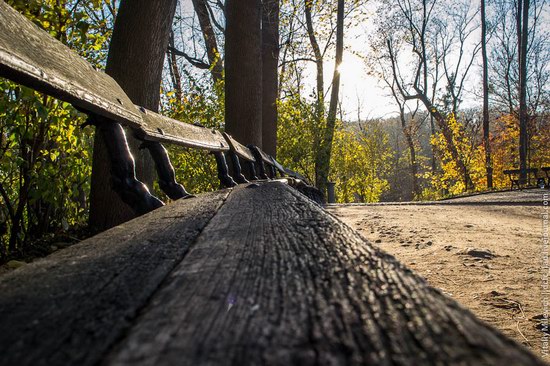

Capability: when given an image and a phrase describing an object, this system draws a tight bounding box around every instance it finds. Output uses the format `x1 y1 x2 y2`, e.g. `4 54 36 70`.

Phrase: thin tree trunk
417 94 473 190
225 0 262 147
304 0 326 188
169 31 183 101
315 0 344 194
304 1 324 115
261 0 279 157
518 0 529 182
192 0 223 83
89 0 177 231
399 110 419 197
430 115 437 171
481 0 493 189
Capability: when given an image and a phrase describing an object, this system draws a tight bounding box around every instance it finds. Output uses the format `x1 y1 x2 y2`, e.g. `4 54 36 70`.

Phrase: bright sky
177 0 396 120
320 50 396 121
177 0 484 122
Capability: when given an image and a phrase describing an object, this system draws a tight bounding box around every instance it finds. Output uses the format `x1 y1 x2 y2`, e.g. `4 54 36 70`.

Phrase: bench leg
246 161 259 181
212 151 237 188
268 164 277 179
248 145 269 180
227 152 248 184
94 118 164 215
140 141 193 200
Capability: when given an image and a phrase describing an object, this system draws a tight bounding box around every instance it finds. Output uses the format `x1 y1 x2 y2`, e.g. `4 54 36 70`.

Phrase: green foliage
0 0 112 259
277 94 392 203
0 80 92 256
276 94 317 183
330 122 393 203
160 79 225 196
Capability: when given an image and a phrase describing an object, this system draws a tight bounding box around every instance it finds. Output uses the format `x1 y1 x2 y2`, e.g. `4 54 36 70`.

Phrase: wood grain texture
0 1 142 128
223 132 256 162
104 182 544 366
0 190 229 366
136 107 229 151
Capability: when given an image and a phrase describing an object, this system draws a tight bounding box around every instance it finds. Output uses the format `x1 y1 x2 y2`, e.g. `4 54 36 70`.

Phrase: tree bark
400 111 419 198
192 0 223 83
168 32 183 102
225 0 262 147
89 0 177 231
304 0 324 119
304 1 326 189
481 0 493 189
518 0 529 182
315 0 344 194
261 0 279 157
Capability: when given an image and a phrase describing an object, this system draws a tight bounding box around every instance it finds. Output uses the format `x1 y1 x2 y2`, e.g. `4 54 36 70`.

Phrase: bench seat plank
136 107 229 151
0 190 229 366
104 182 543 366
0 1 142 128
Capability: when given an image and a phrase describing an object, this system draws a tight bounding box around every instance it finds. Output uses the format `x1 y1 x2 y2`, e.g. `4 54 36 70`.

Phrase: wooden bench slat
256 145 274 165
0 1 142 128
0 190 229 366
270 156 287 174
503 168 538 175
222 132 256 161
104 182 544 365
135 107 229 151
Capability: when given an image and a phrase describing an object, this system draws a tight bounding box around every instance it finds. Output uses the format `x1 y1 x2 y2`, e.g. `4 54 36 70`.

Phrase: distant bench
503 168 541 190
0 2 546 365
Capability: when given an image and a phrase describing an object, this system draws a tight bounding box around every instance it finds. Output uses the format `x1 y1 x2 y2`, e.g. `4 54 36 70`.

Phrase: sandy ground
327 188 549 358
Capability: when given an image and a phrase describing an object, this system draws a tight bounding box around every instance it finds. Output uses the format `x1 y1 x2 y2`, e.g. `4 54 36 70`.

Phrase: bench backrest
0 2 303 214
503 168 538 175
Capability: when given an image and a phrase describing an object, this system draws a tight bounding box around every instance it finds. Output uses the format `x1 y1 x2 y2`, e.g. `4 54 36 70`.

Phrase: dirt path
327 189 549 358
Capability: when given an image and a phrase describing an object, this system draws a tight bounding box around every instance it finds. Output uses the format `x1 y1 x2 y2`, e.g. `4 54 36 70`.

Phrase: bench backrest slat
0 1 142 128
254 146 274 166
136 107 229 152
222 133 256 161
503 168 538 175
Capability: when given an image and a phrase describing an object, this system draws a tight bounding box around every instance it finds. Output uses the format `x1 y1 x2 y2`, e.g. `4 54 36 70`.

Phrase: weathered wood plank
0 1 142 127
0 190 229 366
136 107 229 151
222 132 256 161
270 156 287 175
255 145 274 165
105 182 544 366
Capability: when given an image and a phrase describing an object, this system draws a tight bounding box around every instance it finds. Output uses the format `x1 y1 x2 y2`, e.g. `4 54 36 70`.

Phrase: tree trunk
192 0 223 83
518 0 529 182
304 0 325 187
315 0 344 194
89 0 177 231
430 115 437 171
261 0 279 157
481 0 492 189
168 31 183 102
417 94 473 190
225 0 262 147
399 110 419 198
304 0 324 118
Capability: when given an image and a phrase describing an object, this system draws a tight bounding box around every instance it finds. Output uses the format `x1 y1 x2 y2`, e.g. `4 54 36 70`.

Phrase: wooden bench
503 168 539 190
0 0 292 213
0 2 545 365
542 167 550 187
